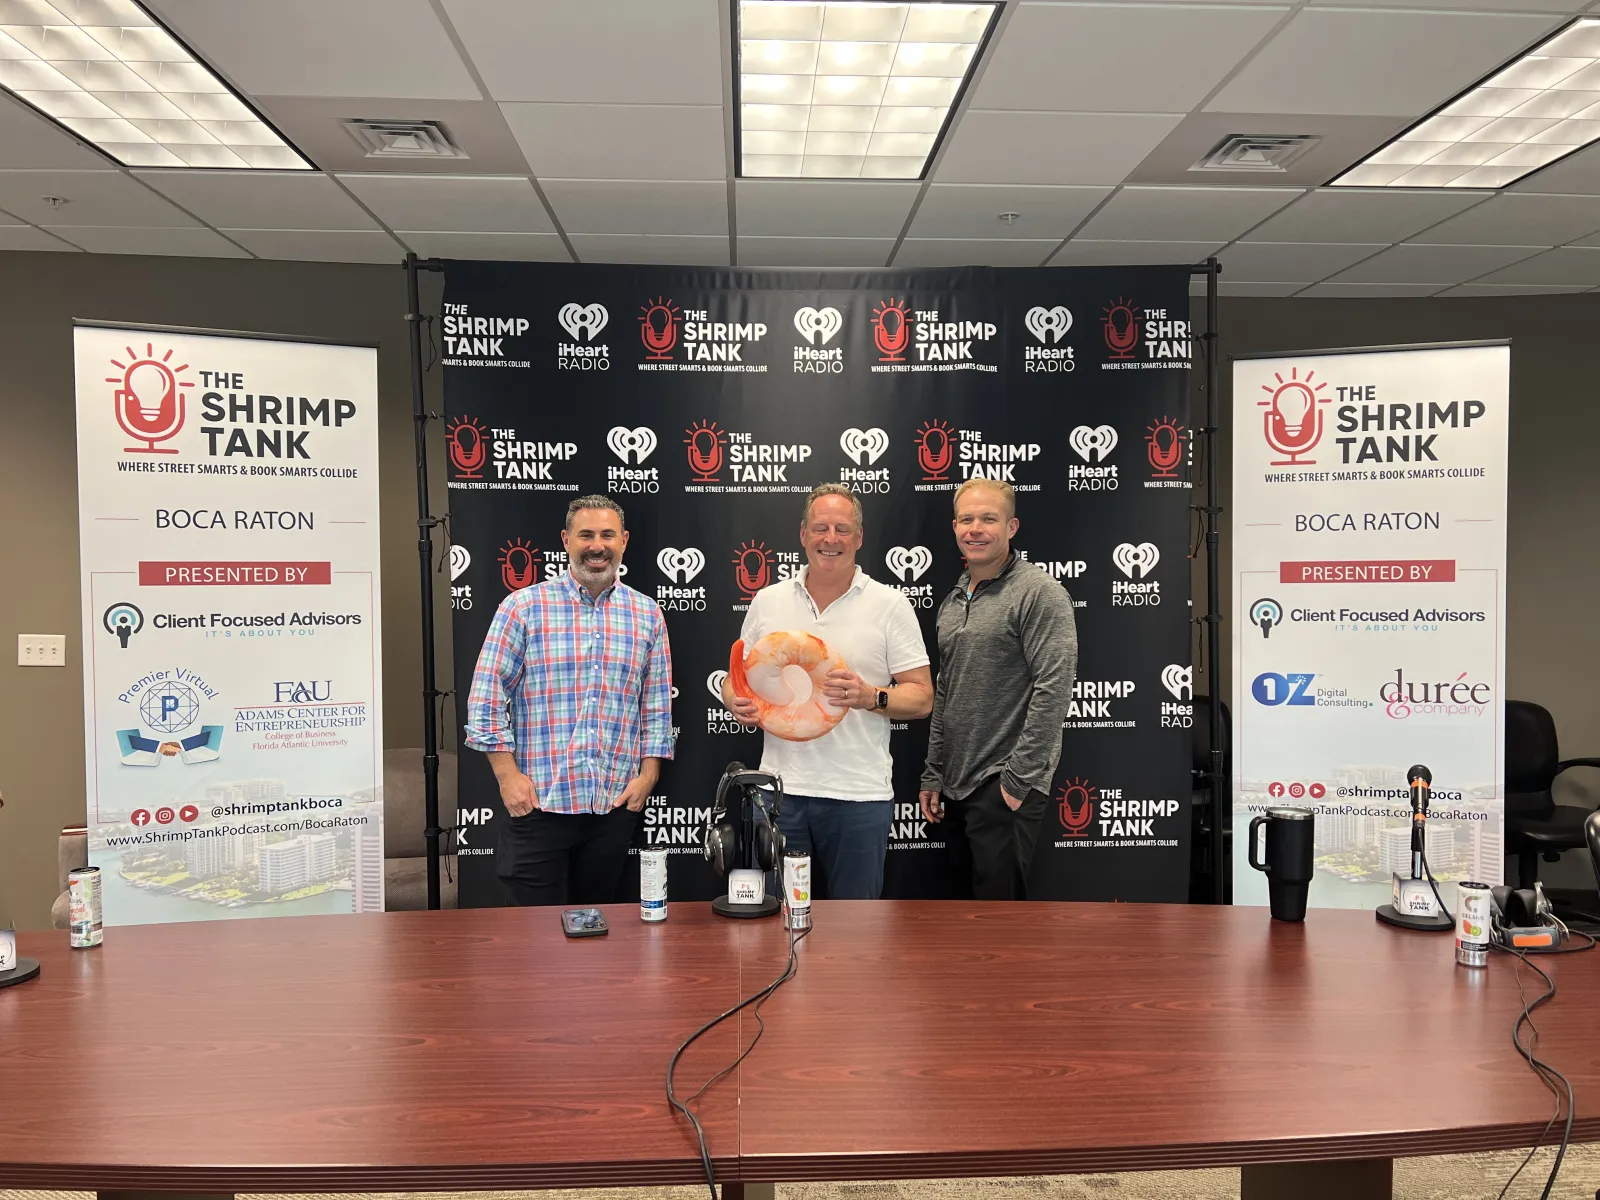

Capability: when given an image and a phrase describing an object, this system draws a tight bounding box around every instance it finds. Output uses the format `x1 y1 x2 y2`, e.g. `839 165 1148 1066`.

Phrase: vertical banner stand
1193 256 1227 904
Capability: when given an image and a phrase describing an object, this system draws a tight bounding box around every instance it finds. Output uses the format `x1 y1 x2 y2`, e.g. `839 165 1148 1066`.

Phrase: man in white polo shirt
722 483 932 899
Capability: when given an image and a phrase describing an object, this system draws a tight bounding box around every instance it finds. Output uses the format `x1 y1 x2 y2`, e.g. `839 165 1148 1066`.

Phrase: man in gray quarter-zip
919 478 1078 900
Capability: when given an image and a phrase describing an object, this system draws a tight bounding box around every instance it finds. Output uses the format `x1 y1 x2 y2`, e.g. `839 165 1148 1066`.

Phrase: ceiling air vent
1190 134 1319 173
344 120 468 160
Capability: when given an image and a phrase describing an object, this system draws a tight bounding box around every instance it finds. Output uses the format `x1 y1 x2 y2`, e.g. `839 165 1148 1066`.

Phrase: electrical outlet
18 634 67 667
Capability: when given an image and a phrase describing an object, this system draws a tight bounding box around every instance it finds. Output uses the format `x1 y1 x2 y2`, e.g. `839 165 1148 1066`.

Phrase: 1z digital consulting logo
1068 424 1118 491
885 545 935 608
840 426 891 493
655 547 707 612
1111 542 1160 606
556 302 610 370
794 306 844 373
1023 305 1074 372
606 424 659 493
109 341 192 454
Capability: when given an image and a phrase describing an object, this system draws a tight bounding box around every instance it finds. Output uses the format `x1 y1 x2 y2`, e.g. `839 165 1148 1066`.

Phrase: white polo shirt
739 565 930 802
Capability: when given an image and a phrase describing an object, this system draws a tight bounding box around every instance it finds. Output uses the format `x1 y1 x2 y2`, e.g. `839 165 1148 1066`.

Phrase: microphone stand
1376 765 1453 932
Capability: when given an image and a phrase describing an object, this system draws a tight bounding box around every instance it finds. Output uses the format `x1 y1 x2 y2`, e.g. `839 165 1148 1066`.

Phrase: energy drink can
68 866 103 948
783 852 811 931
639 847 668 922
1456 880 1491 967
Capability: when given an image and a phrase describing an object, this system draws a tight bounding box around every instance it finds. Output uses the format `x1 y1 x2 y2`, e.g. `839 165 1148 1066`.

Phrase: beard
574 549 617 586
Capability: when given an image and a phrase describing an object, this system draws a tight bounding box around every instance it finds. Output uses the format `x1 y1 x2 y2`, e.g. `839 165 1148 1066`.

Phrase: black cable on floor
666 924 809 1200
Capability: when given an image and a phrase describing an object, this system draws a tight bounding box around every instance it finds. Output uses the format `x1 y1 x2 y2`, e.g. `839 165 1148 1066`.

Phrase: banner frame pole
1191 256 1227 904
404 253 447 910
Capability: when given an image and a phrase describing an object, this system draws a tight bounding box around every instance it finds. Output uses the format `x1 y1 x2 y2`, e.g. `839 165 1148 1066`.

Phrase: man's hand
1001 785 1023 812
498 769 539 817
919 788 944 823
613 758 662 812
727 692 762 729
823 667 872 710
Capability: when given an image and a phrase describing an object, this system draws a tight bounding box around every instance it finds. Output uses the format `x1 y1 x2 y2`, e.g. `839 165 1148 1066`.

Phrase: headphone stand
713 895 781 919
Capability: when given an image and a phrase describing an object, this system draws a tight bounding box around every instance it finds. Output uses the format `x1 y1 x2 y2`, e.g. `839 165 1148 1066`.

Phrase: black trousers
496 806 642 907
941 774 1050 901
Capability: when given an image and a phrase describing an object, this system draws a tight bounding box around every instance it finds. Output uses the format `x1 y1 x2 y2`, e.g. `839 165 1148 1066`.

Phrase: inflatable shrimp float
728 631 849 742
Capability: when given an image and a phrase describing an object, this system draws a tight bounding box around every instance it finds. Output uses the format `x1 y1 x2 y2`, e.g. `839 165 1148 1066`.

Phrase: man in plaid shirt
465 495 674 906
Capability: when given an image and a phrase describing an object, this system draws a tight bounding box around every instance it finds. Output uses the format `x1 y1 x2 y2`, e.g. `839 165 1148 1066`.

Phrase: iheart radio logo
449 545 471 582
1068 424 1117 463
1057 778 1098 837
1024 305 1073 344
840 427 889 466
1161 664 1193 701
706 670 729 705
794 306 843 345
656 547 706 583
558 302 609 341
606 425 657 463
109 342 192 453
1112 542 1160 579
885 545 933 582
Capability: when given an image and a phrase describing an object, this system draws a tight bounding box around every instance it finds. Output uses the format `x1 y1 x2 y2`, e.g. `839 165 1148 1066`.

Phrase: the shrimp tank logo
639 296 681 361
1057 778 1097 837
1102 297 1140 360
684 420 727 482
871 298 910 362
732 540 776 600
499 539 542 591
915 419 955 481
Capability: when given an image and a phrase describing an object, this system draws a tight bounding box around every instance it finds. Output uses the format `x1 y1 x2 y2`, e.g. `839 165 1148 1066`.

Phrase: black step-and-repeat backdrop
441 262 1196 906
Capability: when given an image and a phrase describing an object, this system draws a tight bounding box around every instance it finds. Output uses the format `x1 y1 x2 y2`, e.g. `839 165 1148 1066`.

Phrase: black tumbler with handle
1248 805 1315 922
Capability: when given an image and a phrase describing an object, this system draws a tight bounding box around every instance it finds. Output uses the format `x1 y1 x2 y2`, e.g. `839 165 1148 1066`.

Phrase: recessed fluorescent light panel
0 0 310 168
1333 18 1600 188
737 1 999 179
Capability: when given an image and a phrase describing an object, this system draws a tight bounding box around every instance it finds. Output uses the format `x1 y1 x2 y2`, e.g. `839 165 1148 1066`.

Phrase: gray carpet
7 1146 1600 1199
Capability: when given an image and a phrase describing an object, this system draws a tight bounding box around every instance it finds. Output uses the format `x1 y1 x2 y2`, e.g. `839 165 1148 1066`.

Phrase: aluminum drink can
1456 880 1491 967
639 847 668 922
68 866 103 948
783 852 811 931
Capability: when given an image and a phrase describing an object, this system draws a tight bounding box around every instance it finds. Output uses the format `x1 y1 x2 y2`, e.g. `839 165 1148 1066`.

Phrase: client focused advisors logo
639 297 681 361
1160 664 1194 728
556 302 610 370
1258 366 1330 466
114 666 222 767
1112 542 1161 608
445 416 488 480
794 306 844 373
872 297 911 361
1023 305 1074 372
656 547 706 612
1249 597 1284 638
885 545 935 609
1057 778 1097 837
1068 424 1118 492
103 602 144 648
109 342 192 454
1145 416 1189 487
606 425 659 494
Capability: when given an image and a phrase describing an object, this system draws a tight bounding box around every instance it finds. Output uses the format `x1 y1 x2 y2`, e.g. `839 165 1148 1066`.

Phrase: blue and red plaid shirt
465 570 674 815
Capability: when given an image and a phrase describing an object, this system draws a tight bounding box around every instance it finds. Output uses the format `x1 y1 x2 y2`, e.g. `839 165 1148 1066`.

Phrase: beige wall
2 253 1595 926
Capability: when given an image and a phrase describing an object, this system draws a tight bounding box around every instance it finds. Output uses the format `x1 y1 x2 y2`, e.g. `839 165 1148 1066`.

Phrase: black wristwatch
874 688 889 711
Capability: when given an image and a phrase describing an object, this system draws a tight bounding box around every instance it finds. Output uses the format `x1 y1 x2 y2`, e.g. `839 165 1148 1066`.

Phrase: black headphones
705 762 785 876
1490 882 1564 951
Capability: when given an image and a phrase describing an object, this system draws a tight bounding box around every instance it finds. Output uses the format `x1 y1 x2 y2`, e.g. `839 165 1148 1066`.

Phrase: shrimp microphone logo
733 541 775 600
1146 416 1186 479
1024 305 1073 343
446 416 488 480
1112 542 1159 578
607 425 657 464
1249 597 1284 639
885 546 933 582
1259 367 1329 466
1057 778 1098 837
684 420 727 482
558 302 608 342
1069 425 1117 463
109 342 191 453
872 298 910 362
1161 664 1193 701
915 419 954 481
499 539 539 591
1102 297 1140 360
840 427 889 466
794 306 843 345
639 296 680 361
656 547 706 583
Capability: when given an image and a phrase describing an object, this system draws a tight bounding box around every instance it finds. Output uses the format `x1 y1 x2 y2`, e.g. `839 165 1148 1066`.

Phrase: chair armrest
1555 757 1600 775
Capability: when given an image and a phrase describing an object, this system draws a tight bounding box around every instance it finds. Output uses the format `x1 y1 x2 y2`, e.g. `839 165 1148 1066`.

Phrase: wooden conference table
3 902 1599 1200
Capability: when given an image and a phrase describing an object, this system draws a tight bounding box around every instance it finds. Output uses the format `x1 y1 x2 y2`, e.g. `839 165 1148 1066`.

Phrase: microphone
1408 763 1432 815
1377 761 1451 932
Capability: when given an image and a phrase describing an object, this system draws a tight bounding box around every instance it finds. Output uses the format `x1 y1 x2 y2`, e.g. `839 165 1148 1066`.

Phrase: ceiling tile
1220 242 1388 281
569 234 729 266
1438 283 1594 296
738 237 895 267
908 185 1111 240
148 0 480 100
1508 144 1600 195
1330 243 1543 285
1246 189 1489 244
0 94 115 170
254 98 531 176
1298 283 1443 297
737 181 918 238
893 239 1060 268
502 104 726 180
1309 0 1584 11
936 112 1185 186
135 171 378 231
398 231 571 261
338 175 553 233
1206 10 1562 116
542 180 727 236
45 226 249 257
1077 186 1301 242
972 3 1288 113
1470 246 1600 285
442 0 724 104
1052 239 1222 266
222 229 405 264
0 225 81 251
1408 194 1600 248
1188 278 1306 295
0 172 197 227
1126 112 1410 187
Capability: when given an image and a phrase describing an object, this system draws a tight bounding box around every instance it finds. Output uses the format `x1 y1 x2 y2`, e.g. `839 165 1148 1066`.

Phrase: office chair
1189 695 1231 904
1587 810 1600 890
1504 700 1600 889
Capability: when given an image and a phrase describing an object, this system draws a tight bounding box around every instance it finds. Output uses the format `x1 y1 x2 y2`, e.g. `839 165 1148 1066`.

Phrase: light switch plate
18 634 67 667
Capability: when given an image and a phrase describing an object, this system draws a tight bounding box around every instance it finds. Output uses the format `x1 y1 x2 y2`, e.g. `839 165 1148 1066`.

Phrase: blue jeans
777 794 893 900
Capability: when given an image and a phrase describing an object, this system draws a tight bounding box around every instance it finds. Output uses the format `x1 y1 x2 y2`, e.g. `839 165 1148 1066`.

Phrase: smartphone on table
561 908 609 938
